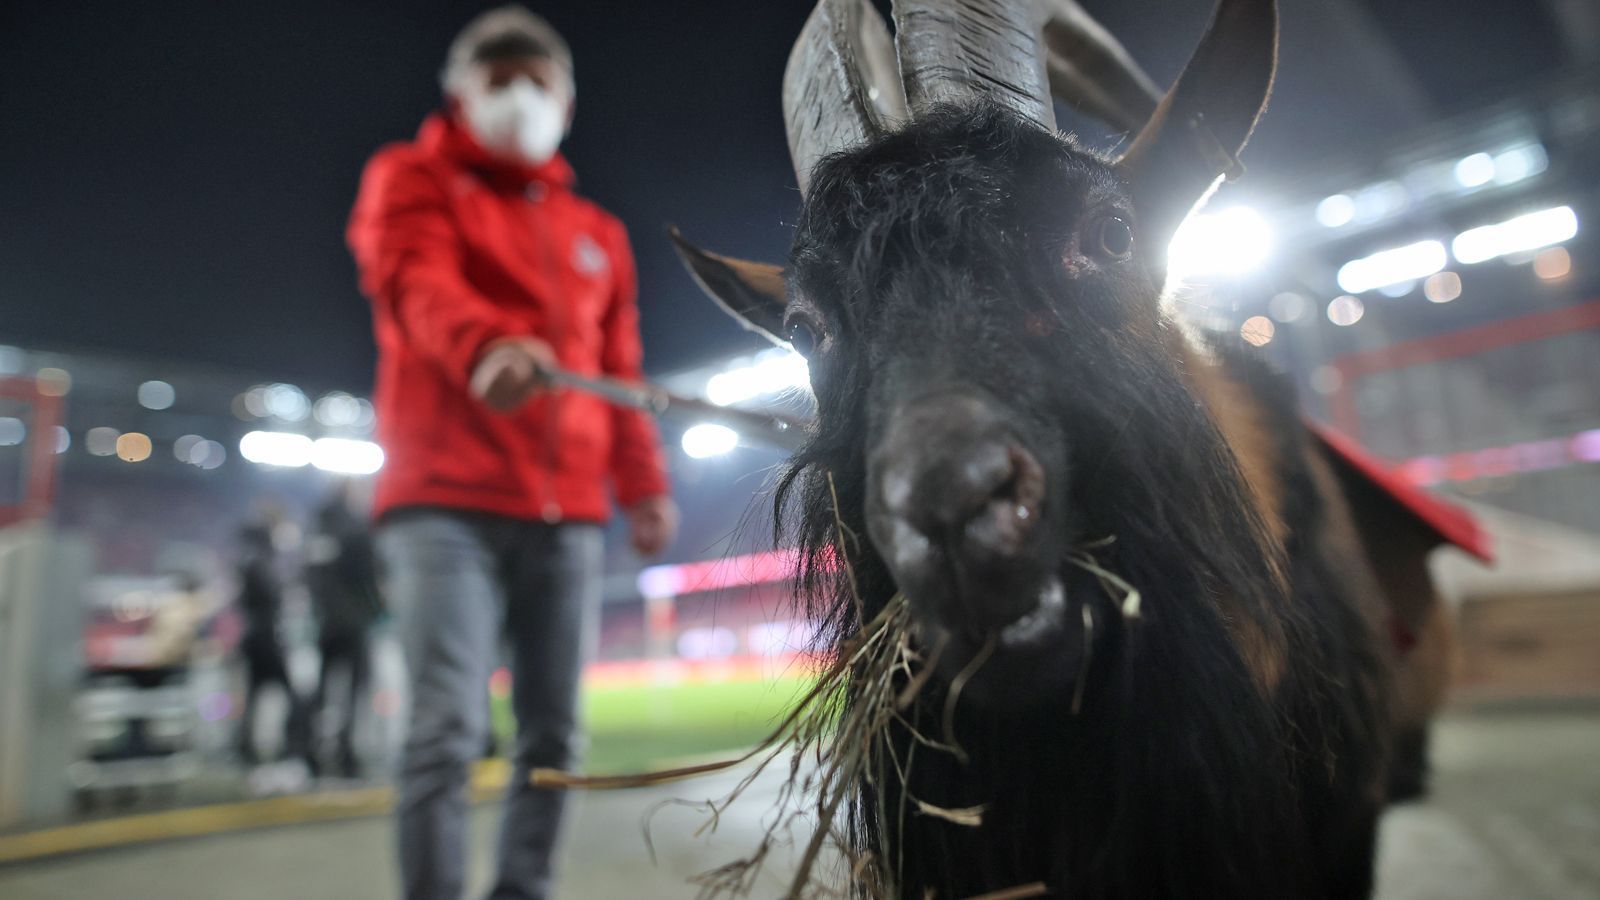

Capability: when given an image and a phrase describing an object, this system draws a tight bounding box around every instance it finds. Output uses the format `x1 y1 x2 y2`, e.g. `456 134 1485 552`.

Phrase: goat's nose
877 437 1034 541
867 396 1047 628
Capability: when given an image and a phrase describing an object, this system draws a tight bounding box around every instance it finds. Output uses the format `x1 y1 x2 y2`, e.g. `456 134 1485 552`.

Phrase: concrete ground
1 708 1596 899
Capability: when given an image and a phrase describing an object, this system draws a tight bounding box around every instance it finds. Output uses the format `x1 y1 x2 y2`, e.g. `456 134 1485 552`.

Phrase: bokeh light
116 432 153 462
0 417 25 447
1337 240 1446 294
682 423 738 459
137 380 176 410
1314 194 1355 228
1327 295 1366 327
1533 247 1571 281
85 427 120 456
1268 292 1308 323
1423 271 1462 303
1240 316 1276 347
35 367 72 397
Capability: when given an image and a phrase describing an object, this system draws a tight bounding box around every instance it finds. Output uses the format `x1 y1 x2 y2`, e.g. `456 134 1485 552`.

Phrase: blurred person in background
233 517 312 770
305 482 383 779
347 7 677 899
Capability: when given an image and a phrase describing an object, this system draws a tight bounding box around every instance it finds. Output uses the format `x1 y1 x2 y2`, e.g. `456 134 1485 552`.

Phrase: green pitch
491 673 815 773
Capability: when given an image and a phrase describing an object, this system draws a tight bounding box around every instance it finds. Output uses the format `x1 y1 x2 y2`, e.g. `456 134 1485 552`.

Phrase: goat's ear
1114 0 1277 272
668 227 789 345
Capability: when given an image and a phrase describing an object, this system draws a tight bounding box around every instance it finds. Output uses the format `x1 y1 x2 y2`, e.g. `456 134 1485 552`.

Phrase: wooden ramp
1433 505 1600 702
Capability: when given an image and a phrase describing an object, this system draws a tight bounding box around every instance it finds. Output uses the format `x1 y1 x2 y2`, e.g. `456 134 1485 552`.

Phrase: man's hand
625 495 678 557
469 337 557 412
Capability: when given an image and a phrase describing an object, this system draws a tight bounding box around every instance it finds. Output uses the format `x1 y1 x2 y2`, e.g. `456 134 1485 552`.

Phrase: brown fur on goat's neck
1171 330 1292 694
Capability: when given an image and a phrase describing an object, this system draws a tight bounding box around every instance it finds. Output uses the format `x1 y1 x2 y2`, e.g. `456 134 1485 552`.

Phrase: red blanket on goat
1308 421 1495 564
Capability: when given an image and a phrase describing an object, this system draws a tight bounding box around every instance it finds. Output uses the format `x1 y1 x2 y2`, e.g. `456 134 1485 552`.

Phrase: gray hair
440 6 574 97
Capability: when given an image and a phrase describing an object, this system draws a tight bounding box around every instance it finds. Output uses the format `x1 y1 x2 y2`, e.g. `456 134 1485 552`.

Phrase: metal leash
541 366 810 452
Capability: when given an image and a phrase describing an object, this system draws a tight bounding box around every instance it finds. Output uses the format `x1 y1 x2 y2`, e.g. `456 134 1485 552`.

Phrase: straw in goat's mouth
532 475 1140 899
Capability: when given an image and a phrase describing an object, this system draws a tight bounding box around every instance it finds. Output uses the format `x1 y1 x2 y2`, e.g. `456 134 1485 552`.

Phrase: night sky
0 0 1570 390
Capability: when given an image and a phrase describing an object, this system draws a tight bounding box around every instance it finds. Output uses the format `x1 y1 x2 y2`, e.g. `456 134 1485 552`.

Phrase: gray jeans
377 509 603 900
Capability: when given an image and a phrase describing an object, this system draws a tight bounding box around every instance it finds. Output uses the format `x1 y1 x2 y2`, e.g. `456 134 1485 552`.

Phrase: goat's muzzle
866 393 1054 634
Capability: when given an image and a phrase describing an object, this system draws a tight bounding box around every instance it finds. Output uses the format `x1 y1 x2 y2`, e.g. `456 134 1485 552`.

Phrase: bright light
1315 194 1355 228
1533 247 1572 281
263 383 310 421
1166 206 1274 279
1240 316 1275 347
705 351 810 407
1453 152 1495 188
116 433 153 463
174 434 202 462
174 434 226 469
1327 295 1365 327
681 423 738 459
53 426 70 454
195 440 226 470
1492 143 1547 186
1336 240 1447 294
239 431 313 467
1451 206 1578 265
1423 271 1462 303
0 417 24 447
310 437 385 475
137 380 176 410
314 392 363 427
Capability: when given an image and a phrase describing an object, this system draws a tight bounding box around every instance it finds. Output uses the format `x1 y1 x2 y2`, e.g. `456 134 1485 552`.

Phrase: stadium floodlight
1166 206 1274 280
311 437 385 475
1336 240 1447 294
706 350 811 407
1451 205 1578 265
681 423 738 459
239 430 313 467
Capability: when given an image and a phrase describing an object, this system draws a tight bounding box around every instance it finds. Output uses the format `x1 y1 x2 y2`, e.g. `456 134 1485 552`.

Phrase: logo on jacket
571 234 610 277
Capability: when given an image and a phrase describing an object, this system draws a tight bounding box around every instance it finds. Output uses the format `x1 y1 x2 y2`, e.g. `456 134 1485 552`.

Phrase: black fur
773 105 1390 898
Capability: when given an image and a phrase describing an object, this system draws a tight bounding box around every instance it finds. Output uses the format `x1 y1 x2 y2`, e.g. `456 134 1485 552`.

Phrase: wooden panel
1454 590 1600 698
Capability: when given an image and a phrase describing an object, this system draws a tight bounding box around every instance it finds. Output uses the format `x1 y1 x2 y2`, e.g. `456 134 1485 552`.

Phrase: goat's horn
892 0 1057 131
1039 0 1162 134
784 0 907 194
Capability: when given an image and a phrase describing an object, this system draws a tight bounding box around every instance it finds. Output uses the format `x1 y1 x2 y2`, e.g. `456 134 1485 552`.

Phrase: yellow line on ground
0 761 514 867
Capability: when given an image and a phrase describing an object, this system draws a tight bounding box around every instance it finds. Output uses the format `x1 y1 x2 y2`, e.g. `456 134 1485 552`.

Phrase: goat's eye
784 317 820 358
1090 215 1134 260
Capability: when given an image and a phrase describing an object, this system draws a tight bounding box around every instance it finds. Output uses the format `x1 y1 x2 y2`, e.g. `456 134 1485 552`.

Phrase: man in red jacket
347 8 676 899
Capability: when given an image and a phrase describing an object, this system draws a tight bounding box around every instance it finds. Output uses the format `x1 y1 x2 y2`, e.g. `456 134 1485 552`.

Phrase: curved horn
1039 0 1162 134
784 0 907 194
892 0 1056 130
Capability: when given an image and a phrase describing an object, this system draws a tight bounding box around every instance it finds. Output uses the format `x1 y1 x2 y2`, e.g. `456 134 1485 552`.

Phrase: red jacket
348 113 669 523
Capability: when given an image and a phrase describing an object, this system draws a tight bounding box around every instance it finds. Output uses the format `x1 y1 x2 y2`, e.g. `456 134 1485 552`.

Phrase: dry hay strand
536 589 937 899
532 479 1143 899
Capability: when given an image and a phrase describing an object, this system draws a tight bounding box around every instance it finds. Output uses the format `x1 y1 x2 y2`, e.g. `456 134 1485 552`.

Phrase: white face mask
459 75 568 165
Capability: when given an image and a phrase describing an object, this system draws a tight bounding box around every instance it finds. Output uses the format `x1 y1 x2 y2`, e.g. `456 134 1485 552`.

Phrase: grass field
491 670 815 774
